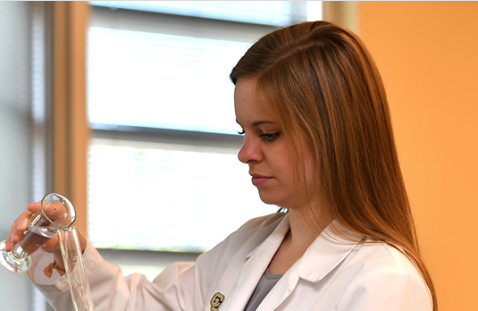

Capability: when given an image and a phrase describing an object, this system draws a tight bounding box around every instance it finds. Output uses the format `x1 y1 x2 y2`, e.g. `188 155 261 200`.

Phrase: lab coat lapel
222 214 290 311
256 220 364 311
255 257 301 311
297 221 364 282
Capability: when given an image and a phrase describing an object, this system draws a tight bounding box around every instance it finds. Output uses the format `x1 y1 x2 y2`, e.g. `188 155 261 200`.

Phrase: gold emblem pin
210 292 225 311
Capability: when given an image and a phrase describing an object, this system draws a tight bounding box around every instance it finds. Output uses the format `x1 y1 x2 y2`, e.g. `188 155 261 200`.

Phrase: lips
250 173 273 186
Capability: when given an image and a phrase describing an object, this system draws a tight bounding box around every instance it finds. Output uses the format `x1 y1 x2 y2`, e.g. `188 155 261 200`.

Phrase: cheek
274 148 295 182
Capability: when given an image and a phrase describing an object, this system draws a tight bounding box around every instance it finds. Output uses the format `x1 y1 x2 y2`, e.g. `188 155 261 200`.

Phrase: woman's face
234 78 316 209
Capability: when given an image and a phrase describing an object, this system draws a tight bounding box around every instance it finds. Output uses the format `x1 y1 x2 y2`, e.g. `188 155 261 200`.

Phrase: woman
5 21 436 310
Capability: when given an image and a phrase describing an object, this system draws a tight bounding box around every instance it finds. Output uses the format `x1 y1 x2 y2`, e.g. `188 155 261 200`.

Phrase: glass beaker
0 193 76 273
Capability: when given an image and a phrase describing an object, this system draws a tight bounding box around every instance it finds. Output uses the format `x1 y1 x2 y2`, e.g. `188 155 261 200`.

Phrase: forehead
234 78 257 107
234 78 275 126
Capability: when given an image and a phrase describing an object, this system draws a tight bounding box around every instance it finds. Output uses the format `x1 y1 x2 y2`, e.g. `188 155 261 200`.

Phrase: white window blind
87 26 248 133
90 1 319 26
0 2 49 310
87 2 322 257
88 138 272 251
0 4 33 310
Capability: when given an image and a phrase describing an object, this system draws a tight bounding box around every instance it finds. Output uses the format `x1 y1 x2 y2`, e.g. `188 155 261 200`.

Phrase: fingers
10 211 32 240
27 202 41 213
44 236 58 249
39 200 62 252
5 210 33 252
41 235 60 252
16 211 32 232
5 202 40 252
42 201 69 224
5 201 70 255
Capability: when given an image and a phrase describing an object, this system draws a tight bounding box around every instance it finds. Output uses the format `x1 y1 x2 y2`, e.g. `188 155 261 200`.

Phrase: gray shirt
244 269 283 311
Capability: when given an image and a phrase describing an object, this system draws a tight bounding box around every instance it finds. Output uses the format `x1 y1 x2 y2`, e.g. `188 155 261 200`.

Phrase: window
0 2 50 310
87 1 322 277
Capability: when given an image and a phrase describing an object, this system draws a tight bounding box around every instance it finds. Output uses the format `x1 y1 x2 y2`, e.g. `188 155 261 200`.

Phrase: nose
238 135 263 164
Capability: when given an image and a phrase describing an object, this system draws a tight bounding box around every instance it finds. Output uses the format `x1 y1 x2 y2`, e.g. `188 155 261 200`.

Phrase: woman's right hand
4 201 88 273
4 202 60 253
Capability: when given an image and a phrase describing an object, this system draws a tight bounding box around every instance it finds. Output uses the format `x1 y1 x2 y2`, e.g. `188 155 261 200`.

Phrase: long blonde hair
230 21 436 309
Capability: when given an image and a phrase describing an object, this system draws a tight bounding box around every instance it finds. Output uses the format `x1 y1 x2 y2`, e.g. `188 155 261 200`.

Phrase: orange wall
359 2 478 310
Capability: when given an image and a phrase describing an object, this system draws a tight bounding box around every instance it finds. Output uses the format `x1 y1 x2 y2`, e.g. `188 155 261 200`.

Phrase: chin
258 192 290 208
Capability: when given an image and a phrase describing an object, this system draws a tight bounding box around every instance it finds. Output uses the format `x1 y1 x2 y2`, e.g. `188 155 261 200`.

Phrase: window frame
64 0 338 278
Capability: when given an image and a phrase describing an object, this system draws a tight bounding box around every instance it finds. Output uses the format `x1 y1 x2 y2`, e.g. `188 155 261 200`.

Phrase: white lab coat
28 213 432 311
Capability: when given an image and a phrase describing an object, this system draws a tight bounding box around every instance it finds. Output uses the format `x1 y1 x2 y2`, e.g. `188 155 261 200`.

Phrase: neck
267 207 330 275
287 207 328 249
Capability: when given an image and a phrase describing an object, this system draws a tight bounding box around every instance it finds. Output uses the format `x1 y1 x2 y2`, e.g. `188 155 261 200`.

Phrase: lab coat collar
245 215 364 283
296 220 364 283
244 213 290 261
250 215 364 311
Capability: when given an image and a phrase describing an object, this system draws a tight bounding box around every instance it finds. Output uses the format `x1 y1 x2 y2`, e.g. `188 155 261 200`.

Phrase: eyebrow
235 120 276 127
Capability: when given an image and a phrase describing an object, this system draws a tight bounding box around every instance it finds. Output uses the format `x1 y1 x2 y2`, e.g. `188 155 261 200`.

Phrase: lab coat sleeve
28 240 200 311
335 263 433 311
27 214 283 311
